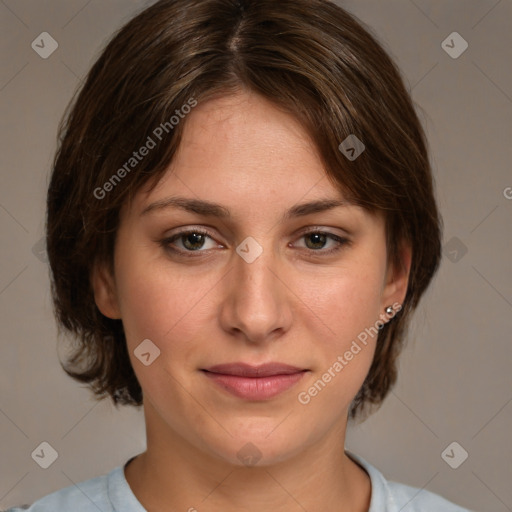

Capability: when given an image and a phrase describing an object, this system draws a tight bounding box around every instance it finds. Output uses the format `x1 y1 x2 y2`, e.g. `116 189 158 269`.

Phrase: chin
200 421 312 468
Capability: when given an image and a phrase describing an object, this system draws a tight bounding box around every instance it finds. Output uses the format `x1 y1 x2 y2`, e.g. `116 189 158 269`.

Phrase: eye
161 228 219 256
294 229 350 255
160 228 350 258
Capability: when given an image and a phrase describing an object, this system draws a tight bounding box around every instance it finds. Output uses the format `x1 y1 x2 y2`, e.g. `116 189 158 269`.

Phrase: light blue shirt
4 451 474 511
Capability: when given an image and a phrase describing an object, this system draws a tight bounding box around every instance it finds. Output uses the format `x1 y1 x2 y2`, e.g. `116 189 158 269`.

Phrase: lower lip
202 371 307 400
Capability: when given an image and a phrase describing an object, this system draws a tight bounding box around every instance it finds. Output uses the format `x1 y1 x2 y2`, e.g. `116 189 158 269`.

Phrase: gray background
0 1 511 510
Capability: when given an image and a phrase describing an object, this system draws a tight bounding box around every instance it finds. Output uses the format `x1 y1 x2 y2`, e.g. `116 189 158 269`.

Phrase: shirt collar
108 452 395 512
345 449 397 512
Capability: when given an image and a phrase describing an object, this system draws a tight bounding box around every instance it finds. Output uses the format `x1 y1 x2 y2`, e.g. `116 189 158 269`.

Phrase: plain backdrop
1 1 511 511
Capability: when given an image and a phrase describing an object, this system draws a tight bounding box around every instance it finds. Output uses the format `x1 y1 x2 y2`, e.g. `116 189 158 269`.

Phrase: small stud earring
385 305 394 316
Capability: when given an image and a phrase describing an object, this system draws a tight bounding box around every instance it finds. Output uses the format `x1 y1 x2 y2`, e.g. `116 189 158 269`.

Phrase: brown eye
304 232 328 250
161 229 219 257
180 232 208 251
297 230 350 255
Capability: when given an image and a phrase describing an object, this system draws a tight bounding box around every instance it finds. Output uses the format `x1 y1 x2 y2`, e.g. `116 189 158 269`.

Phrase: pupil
307 233 326 249
184 233 204 250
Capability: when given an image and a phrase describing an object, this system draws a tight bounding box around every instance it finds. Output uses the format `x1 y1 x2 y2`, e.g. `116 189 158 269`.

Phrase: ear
381 241 412 310
91 261 121 319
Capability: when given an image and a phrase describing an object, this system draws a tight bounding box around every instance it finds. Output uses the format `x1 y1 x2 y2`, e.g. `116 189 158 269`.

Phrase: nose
218 238 293 345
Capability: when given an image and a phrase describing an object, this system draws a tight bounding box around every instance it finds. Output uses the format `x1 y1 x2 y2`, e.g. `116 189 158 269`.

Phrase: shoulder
345 450 474 512
3 468 117 512
386 480 473 511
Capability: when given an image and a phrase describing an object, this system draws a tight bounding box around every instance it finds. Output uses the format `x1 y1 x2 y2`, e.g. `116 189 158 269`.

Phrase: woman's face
93 91 409 466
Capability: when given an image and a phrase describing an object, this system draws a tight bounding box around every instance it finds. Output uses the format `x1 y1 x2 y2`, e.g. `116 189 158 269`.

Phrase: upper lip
203 362 306 377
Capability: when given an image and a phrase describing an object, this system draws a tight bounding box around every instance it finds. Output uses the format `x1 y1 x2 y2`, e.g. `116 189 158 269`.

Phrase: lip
202 362 307 400
204 362 305 377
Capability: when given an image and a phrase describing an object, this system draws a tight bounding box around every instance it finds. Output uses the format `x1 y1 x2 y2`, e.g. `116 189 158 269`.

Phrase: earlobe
91 262 121 320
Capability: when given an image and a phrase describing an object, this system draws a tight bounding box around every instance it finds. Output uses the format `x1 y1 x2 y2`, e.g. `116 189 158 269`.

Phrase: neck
124 403 371 512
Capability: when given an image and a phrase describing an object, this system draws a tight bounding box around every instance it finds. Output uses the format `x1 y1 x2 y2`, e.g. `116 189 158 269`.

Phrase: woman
6 0 473 510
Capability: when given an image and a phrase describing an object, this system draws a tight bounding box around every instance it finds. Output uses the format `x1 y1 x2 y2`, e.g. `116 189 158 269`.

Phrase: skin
92 90 411 512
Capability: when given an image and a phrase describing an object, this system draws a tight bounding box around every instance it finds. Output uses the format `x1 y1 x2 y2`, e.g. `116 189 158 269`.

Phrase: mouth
201 362 308 400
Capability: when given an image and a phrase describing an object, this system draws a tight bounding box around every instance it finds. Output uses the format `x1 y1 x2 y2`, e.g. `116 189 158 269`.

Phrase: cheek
114 247 224 372
116 268 201 346
292 260 385 403
114 266 210 410
302 264 385 347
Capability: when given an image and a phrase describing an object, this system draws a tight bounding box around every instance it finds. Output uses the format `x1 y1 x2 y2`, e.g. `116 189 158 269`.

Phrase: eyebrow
140 196 352 222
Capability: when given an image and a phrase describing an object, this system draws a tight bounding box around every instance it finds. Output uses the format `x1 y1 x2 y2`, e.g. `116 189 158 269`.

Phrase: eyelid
297 225 350 238
163 225 350 241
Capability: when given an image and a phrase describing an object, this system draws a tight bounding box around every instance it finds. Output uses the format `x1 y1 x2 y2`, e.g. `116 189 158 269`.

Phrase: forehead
133 92 343 210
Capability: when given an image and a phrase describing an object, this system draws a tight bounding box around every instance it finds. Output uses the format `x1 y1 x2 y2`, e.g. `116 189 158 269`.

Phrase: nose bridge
220 235 290 342
237 241 276 297
236 235 281 309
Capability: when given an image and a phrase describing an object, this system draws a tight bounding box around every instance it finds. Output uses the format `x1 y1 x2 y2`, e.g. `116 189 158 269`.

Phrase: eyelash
160 228 350 258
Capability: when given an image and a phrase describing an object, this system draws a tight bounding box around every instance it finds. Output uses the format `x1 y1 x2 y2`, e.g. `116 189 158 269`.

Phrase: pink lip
202 363 307 400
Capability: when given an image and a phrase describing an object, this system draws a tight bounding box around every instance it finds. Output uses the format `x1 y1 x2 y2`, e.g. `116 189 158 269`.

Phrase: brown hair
47 0 442 420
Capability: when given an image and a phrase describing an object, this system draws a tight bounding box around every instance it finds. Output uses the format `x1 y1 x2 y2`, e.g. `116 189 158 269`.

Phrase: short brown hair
47 0 442 420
